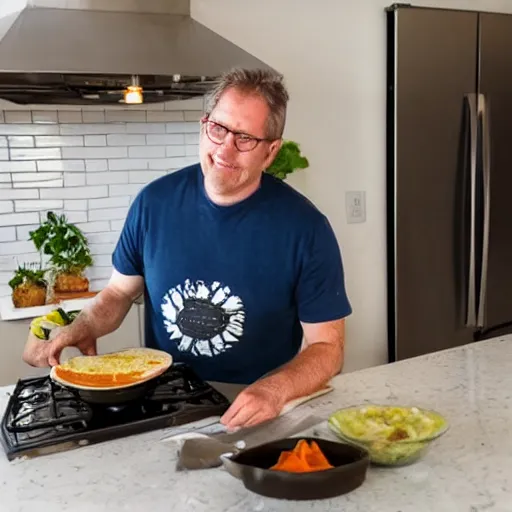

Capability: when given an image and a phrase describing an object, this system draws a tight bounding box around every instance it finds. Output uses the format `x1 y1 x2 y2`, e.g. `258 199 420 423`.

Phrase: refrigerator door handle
477 93 491 328
464 93 478 328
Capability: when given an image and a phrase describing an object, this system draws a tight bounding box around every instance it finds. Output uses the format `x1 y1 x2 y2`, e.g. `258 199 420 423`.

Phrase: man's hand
220 378 288 430
22 322 97 368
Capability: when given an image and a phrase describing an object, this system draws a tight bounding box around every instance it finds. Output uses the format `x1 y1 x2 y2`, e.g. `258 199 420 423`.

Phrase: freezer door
477 13 512 334
388 7 478 361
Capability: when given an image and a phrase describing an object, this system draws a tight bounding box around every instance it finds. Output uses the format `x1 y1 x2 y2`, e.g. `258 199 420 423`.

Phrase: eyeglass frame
200 115 278 152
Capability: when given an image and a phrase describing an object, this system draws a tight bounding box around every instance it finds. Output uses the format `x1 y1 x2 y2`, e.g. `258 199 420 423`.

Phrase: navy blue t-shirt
112 164 351 384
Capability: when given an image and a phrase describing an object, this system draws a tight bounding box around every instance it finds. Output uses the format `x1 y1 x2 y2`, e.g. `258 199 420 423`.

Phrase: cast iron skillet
221 436 370 500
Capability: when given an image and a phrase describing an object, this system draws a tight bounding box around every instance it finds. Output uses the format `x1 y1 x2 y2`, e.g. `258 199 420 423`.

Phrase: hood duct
0 6 273 105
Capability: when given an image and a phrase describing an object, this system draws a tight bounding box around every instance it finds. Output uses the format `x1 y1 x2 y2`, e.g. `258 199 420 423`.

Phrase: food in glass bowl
328 405 448 466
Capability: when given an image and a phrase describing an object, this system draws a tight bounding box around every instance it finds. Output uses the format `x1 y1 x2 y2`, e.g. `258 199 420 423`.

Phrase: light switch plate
346 191 366 224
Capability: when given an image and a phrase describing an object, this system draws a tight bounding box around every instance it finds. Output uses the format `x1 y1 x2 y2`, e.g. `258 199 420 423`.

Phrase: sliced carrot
270 440 334 473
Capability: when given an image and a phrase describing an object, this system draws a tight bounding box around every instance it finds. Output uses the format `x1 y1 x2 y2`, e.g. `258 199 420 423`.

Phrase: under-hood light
123 75 143 104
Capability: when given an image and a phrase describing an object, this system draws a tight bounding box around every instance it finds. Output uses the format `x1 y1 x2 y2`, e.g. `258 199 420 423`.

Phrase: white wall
192 0 512 373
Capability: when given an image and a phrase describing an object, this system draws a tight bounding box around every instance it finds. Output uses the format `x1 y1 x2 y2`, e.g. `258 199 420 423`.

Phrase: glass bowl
328 404 449 466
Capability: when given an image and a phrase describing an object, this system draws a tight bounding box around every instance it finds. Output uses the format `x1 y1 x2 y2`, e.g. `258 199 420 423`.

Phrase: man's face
199 87 281 205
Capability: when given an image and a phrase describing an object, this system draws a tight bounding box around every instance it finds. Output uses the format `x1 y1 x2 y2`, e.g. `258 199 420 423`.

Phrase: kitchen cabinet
0 303 143 387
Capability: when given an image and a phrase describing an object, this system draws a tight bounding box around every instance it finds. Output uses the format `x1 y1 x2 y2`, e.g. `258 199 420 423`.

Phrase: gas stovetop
0 363 230 461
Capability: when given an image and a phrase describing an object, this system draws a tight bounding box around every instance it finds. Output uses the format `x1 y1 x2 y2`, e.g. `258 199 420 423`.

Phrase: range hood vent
0 6 272 105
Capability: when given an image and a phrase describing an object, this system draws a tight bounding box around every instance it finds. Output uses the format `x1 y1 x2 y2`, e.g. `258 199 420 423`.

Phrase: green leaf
265 140 310 180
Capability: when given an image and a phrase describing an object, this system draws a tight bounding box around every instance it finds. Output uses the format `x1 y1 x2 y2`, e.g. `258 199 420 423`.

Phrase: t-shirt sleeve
112 192 145 276
295 215 352 323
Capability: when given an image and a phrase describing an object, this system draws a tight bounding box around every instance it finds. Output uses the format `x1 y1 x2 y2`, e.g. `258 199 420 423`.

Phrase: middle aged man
23 68 352 430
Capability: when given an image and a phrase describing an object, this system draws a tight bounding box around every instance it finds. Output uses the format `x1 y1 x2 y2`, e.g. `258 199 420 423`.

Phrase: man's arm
220 318 345 429
23 269 144 367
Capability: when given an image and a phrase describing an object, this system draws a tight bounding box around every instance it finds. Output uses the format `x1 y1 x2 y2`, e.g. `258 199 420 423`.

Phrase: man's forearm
69 286 135 340
261 342 343 405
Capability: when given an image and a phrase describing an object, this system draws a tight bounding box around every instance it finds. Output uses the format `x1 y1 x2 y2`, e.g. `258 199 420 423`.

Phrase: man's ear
263 138 283 169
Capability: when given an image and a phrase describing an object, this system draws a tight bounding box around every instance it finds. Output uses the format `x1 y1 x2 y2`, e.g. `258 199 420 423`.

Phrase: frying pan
221 437 369 500
49 348 173 405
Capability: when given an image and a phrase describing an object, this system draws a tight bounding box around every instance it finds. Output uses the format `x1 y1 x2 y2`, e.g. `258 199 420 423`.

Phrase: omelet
52 348 172 389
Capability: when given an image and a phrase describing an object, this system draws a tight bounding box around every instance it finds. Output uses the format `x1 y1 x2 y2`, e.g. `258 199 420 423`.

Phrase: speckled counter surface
1 336 512 512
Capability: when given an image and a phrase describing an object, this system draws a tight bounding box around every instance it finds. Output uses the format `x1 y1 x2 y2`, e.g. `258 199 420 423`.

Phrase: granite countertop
1 336 511 512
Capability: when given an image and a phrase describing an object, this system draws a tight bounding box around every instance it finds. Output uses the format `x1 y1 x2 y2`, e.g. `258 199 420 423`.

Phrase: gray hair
204 68 289 139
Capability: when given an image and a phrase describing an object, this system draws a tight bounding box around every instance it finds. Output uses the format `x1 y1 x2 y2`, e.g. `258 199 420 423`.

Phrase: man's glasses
201 116 275 152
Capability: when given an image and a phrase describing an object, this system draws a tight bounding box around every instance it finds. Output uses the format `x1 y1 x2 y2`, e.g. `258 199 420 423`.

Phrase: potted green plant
29 211 93 294
265 140 309 180
8 264 48 308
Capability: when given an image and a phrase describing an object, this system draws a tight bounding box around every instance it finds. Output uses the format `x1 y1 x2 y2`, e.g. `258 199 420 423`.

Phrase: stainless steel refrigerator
386 4 512 361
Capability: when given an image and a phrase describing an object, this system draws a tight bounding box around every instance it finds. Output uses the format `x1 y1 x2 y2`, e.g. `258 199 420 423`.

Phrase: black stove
0 363 231 461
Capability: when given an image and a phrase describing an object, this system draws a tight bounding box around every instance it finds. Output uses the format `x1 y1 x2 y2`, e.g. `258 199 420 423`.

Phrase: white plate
49 347 173 391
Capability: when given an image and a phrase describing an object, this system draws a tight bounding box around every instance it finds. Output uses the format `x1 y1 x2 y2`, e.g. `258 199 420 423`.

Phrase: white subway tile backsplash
146 111 184 122
14 179 64 189
108 159 148 171
165 98 203 110
86 266 113 279
0 201 13 214
16 224 39 241
106 111 146 123
82 111 105 123
37 160 85 172
60 124 126 135
75 221 111 233
89 242 116 255
64 173 86 187
13 172 62 183
15 200 63 212
0 124 59 135
0 174 10 184
0 241 37 256
86 172 128 185
166 122 200 134
64 200 87 210
186 145 199 156
128 146 165 159
126 123 165 134
58 111 83 124
0 227 16 242
109 184 144 197
63 211 88 223
89 197 130 210
107 134 146 146
110 219 125 231
36 136 84 147
85 159 108 172
185 133 200 145
166 146 186 157
0 189 38 200
0 212 40 226
87 231 121 244
90 255 112 267
85 135 107 146
147 158 177 170
40 186 108 200
184 111 203 122
146 134 184 145
5 112 32 124
8 136 34 148
0 161 36 173
88 207 129 222
32 111 58 124
0 149 8 160
62 146 128 159
129 171 165 183
0 137 6 147
10 148 61 160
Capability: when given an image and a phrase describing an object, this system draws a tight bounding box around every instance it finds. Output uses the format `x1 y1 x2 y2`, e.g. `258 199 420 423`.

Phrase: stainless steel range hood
0 6 272 105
